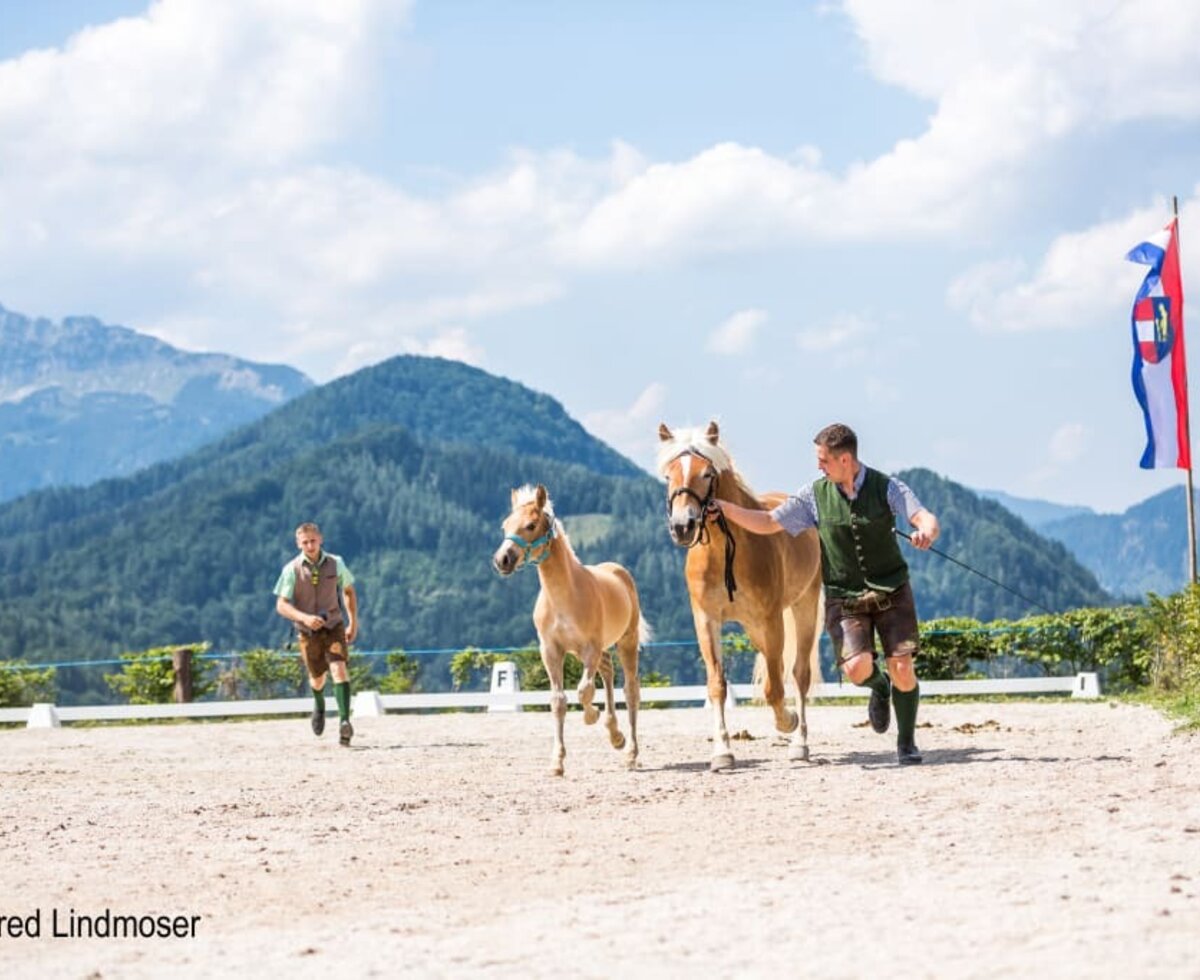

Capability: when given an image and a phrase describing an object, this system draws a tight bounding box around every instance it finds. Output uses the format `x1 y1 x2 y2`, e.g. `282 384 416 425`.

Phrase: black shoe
868 683 891 734
897 738 923 766
311 699 326 737
339 719 354 747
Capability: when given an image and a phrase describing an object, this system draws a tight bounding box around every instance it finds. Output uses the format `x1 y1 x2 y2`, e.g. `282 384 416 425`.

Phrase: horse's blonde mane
656 428 758 499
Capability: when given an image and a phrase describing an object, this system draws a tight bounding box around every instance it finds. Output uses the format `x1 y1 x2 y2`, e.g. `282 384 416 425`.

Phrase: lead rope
713 508 738 603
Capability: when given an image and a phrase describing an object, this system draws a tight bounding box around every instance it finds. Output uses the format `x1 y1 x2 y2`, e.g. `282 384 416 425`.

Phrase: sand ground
1 698 1198 979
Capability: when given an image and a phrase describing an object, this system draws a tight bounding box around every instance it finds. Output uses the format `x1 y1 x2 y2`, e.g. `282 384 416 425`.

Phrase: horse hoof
625 753 639 770
610 731 626 750
710 753 735 772
777 710 799 735
788 744 810 763
549 764 564 777
583 706 600 725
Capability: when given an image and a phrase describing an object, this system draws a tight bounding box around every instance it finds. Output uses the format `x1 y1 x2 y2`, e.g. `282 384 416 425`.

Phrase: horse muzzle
668 515 702 548
492 545 519 576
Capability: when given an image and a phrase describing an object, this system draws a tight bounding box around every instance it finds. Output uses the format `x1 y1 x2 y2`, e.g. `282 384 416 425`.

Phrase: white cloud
582 383 668 469
707 308 767 355
796 312 871 352
1049 422 1088 462
4 0 1200 386
0 0 400 171
947 198 1198 332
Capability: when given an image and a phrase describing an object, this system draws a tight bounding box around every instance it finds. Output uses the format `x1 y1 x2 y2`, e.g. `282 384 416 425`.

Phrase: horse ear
510 487 520 506
705 420 720 445
535 484 547 508
658 423 673 442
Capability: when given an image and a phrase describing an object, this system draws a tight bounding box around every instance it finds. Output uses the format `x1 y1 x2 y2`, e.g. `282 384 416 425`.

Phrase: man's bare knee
840 651 876 684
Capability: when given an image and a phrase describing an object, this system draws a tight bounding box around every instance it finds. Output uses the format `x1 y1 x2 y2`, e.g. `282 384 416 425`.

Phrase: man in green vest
707 423 939 765
274 522 360 747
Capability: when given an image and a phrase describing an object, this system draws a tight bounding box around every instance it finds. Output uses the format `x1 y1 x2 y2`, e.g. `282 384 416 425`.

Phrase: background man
274 522 359 747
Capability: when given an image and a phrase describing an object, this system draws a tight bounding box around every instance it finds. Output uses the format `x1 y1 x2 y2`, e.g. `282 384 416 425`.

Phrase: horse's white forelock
513 484 555 519
655 428 733 477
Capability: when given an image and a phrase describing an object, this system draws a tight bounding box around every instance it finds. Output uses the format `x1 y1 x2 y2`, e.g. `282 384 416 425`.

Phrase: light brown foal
493 484 646 776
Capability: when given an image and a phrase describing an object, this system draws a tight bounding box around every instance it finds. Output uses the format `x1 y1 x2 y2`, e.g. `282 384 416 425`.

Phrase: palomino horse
493 484 647 775
658 421 823 770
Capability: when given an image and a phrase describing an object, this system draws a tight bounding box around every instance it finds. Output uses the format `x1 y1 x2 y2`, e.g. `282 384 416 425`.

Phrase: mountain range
1038 487 1197 598
978 483 1196 598
0 303 312 503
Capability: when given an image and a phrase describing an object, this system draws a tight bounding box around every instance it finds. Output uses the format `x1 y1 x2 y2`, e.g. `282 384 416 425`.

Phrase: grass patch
1126 687 1200 732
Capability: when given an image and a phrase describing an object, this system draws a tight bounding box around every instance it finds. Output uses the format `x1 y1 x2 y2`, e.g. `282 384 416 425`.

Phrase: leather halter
665 452 738 603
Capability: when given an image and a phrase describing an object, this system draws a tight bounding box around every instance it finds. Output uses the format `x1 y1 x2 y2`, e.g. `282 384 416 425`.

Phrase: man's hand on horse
704 499 723 521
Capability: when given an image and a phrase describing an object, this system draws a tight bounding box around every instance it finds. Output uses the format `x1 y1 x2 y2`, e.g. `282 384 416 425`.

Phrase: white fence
0 672 1101 727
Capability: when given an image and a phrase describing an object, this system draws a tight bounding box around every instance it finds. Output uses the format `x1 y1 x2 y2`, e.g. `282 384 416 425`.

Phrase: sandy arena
2 699 1198 978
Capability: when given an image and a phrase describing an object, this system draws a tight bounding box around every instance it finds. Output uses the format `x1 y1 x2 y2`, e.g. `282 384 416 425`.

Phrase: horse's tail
637 614 653 648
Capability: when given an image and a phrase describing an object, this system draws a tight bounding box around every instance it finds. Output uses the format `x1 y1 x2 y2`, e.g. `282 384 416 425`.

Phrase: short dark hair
813 423 857 458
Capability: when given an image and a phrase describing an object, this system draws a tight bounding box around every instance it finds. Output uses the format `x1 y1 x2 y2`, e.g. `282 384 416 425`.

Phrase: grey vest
290 553 344 631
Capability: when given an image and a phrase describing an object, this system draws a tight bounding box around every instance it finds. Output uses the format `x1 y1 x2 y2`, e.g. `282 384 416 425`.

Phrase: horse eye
525 522 537 532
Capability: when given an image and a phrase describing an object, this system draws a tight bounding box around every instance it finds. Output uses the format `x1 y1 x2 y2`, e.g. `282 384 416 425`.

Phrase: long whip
893 528 1058 616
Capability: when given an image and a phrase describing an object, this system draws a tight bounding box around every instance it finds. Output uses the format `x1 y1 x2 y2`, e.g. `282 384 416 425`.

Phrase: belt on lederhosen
837 588 894 615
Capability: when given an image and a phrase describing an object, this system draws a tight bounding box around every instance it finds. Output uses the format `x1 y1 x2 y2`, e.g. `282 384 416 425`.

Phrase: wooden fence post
172 647 194 703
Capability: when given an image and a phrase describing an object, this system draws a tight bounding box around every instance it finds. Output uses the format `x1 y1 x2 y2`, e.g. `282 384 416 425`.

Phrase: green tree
377 650 420 694
918 617 998 680
104 644 215 705
1142 585 1200 691
234 648 304 700
0 661 57 707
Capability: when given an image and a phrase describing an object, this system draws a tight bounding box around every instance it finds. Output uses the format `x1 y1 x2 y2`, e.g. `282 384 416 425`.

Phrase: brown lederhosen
298 623 349 679
824 580 920 667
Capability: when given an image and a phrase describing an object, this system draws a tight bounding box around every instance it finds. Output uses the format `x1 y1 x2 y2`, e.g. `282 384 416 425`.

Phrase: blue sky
3 1 1200 513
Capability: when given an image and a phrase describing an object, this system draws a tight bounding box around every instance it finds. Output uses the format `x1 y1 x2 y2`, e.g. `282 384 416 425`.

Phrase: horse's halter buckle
505 514 556 568
665 453 718 549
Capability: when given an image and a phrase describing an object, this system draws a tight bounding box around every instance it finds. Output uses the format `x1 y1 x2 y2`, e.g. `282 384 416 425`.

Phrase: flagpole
1176 194 1198 585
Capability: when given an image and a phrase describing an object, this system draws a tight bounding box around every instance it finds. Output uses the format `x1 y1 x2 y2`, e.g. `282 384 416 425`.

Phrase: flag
1127 217 1191 469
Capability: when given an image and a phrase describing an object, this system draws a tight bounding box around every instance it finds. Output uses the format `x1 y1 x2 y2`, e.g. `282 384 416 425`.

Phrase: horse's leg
597 651 625 751
693 608 734 771
787 593 821 762
541 639 568 776
616 630 640 769
577 644 601 725
746 615 797 736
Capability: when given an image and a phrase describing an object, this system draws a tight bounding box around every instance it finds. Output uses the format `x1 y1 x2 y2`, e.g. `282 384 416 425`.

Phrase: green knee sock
311 685 325 711
333 681 350 723
854 661 890 696
893 682 920 742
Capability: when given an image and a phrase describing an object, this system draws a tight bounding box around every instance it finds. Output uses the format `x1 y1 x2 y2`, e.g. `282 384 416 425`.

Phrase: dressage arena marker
352 691 386 717
488 660 522 713
25 703 61 728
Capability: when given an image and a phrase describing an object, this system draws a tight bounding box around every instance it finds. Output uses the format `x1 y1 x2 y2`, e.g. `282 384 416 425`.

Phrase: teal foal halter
506 519 557 568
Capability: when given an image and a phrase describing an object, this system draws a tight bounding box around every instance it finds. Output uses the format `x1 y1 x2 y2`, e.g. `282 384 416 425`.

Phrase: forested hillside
897 469 1111 618
0 424 689 665
1039 485 1194 598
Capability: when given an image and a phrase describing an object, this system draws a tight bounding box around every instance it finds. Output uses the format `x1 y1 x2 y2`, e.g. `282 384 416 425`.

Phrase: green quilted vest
814 467 909 599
